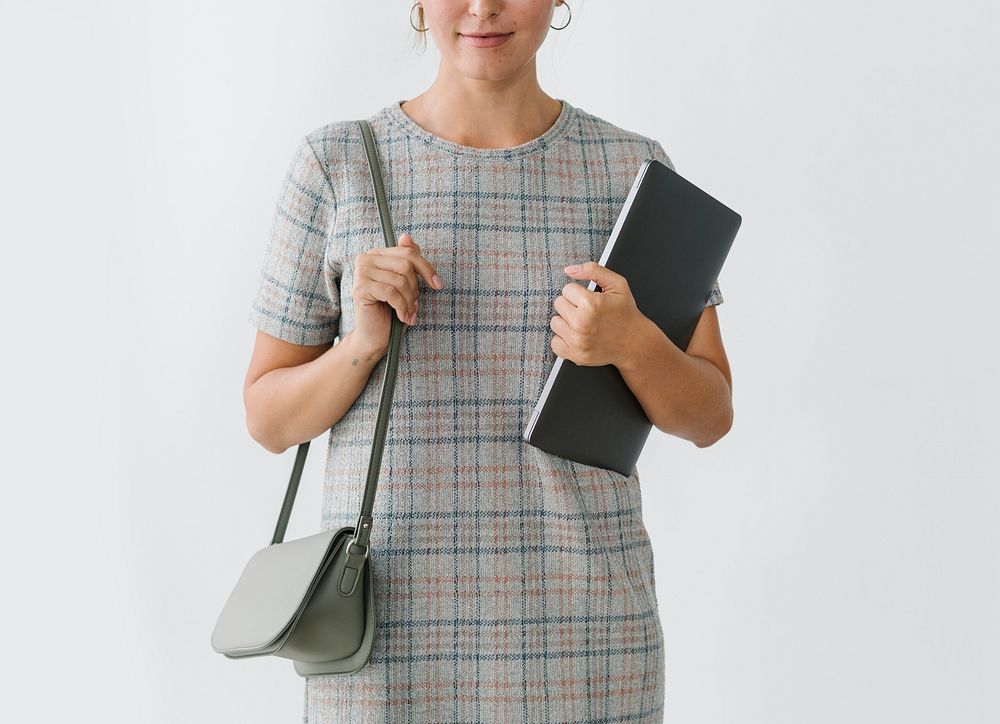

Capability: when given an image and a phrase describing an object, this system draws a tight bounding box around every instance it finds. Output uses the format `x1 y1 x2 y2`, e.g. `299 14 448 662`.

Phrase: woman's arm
243 330 388 455
616 305 733 447
553 261 733 448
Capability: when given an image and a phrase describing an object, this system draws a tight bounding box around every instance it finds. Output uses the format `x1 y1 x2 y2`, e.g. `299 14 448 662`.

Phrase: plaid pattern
248 99 724 723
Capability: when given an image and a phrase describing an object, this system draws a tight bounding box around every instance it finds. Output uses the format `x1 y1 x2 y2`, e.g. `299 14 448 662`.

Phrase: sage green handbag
211 119 402 677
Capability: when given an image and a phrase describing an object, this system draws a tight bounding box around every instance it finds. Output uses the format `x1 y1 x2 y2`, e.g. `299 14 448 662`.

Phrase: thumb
398 232 418 248
564 261 622 292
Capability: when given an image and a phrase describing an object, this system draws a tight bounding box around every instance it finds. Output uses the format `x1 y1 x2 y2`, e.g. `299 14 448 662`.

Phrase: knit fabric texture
248 98 723 724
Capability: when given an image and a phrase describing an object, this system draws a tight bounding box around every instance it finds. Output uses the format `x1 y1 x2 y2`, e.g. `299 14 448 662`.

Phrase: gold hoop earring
410 2 428 32
551 1 571 30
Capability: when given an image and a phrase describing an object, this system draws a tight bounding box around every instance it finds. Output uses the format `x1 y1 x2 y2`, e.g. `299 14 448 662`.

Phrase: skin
245 0 732 454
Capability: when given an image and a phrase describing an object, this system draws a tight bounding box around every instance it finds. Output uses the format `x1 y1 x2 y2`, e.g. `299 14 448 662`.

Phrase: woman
244 1 733 721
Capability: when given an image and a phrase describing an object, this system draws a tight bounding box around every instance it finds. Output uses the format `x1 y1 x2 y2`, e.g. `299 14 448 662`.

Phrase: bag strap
271 119 403 552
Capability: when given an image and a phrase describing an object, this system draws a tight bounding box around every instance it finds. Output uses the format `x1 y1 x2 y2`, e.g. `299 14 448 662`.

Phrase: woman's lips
461 33 513 48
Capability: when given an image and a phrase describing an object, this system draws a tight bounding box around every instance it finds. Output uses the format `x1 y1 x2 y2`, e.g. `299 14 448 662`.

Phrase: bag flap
211 525 352 654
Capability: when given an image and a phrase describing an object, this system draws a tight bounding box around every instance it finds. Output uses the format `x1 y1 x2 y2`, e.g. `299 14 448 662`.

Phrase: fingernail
432 274 443 289
564 264 580 273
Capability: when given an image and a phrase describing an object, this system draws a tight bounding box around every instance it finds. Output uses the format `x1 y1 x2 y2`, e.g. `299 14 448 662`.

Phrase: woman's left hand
550 261 648 368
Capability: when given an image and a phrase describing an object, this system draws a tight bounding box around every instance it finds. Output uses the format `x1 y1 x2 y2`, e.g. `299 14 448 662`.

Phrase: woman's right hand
351 232 444 355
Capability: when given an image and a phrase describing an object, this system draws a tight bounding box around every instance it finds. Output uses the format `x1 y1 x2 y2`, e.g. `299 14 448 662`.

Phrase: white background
2 1 997 722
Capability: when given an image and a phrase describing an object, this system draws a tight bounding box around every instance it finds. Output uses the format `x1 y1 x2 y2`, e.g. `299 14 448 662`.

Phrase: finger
365 246 441 290
360 277 415 324
370 237 443 290
358 253 418 316
549 313 573 344
550 332 569 361
397 232 419 252
360 267 417 320
401 243 443 290
560 281 593 309
564 261 624 292
552 295 580 328
359 252 419 301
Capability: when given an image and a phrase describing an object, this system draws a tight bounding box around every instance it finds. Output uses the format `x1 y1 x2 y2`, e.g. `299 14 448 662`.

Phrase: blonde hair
409 3 429 55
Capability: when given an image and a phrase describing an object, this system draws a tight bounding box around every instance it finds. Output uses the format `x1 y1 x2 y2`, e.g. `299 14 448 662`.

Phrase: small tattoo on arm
352 357 360 366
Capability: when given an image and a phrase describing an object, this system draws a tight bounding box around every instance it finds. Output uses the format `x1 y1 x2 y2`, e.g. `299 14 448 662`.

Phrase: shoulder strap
271 119 404 552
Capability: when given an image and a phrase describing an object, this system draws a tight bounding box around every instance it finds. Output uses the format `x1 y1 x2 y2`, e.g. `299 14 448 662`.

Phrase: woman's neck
400 70 562 150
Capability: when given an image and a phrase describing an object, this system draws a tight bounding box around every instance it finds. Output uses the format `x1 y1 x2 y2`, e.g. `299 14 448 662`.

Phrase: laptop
522 157 741 475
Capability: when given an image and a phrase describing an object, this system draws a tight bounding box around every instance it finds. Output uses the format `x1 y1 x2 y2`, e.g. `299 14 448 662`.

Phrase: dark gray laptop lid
523 158 741 475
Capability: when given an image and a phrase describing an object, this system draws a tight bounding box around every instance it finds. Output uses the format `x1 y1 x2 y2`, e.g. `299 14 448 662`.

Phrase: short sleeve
247 136 341 345
650 139 676 173
651 140 724 308
705 278 724 307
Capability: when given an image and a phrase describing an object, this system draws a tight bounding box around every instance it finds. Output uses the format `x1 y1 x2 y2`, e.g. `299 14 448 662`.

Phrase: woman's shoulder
295 103 401 174
300 118 362 158
301 101 399 151
284 112 386 195
569 102 675 171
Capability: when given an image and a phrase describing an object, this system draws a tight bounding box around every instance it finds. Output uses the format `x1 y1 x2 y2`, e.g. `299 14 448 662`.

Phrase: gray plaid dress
248 99 723 724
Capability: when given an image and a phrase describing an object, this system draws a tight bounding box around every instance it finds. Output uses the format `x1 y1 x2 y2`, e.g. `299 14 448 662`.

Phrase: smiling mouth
460 32 513 47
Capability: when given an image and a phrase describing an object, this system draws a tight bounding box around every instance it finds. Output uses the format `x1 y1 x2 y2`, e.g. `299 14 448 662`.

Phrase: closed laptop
522 158 741 475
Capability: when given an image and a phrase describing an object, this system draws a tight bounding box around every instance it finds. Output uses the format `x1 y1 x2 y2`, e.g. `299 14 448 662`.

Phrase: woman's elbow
692 405 733 448
246 412 288 455
244 387 289 455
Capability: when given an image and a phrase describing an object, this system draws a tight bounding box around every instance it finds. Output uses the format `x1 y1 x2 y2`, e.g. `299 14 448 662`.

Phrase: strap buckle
346 513 373 560
346 538 369 560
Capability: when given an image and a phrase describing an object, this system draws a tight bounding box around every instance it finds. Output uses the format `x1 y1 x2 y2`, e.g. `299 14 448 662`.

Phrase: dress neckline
382 98 575 159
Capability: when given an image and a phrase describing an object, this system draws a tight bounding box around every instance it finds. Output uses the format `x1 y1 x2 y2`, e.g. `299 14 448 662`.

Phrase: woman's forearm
616 315 733 447
245 330 388 454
